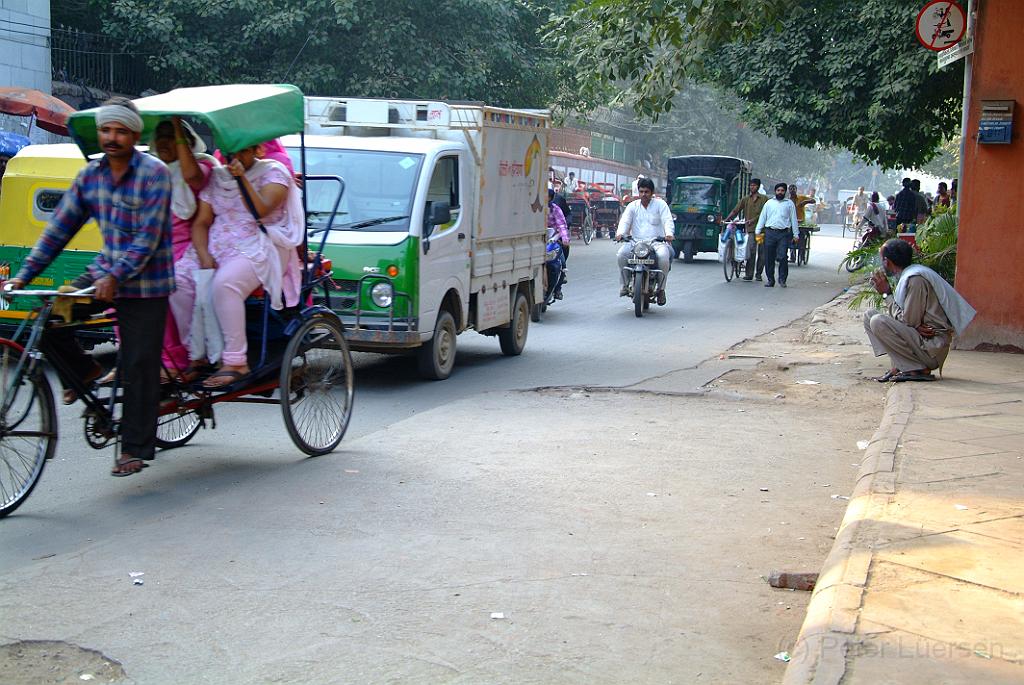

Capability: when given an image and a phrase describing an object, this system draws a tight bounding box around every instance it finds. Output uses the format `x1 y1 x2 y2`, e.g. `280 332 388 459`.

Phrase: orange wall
956 0 1024 350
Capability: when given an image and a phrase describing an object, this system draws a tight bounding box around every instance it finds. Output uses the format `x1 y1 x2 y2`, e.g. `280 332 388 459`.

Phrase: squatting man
615 177 675 305
864 239 976 383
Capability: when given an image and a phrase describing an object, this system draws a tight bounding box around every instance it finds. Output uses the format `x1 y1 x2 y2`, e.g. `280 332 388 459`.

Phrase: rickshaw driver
4 96 174 477
615 177 675 305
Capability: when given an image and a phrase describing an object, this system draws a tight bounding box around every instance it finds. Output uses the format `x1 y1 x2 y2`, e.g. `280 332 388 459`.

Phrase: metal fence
50 25 155 96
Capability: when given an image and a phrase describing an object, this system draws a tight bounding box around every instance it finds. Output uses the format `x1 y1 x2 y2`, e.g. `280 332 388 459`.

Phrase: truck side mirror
428 201 451 229
422 201 451 254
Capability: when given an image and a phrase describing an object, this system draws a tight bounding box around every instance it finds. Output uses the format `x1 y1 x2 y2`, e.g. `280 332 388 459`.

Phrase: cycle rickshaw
0 84 355 518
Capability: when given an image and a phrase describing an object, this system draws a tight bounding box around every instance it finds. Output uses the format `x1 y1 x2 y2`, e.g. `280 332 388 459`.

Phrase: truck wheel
417 310 457 380
682 240 695 263
499 292 530 356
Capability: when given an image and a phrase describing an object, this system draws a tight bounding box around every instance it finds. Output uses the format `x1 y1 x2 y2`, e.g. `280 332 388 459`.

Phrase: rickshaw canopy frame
67 84 305 157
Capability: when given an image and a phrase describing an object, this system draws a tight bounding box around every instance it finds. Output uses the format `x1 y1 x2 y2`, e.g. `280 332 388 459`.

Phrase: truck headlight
707 214 716 223
371 282 394 307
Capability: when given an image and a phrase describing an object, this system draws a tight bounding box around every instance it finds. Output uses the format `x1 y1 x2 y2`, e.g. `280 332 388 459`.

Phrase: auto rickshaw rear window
35 190 65 213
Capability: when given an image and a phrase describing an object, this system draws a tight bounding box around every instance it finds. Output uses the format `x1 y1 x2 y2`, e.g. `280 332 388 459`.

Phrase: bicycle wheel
155 405 202 449
281 315 354 456
583 216 595 245
723 241 734 282
0 339 57 518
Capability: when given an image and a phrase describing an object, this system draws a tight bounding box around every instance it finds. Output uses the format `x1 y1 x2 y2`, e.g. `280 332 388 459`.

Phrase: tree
547 0 965 169
64 0 561 107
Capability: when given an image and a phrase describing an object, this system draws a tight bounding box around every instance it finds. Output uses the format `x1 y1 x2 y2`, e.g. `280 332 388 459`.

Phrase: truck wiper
307 214 408 235
343 215 410 230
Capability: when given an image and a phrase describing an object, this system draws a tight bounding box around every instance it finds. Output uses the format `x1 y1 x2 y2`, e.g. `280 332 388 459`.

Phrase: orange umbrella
0 87 75 135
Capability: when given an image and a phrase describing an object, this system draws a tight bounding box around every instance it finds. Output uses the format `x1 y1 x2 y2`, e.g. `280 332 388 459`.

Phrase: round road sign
916 0 967 52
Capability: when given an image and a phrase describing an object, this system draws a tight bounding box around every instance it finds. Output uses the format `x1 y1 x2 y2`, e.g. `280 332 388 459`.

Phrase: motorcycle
621 237 666 318
543 239 566 307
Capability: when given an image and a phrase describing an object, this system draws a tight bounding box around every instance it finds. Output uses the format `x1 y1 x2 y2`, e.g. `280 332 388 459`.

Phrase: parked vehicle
0 144 100 340
566 192 595 244
293 98 549 380
621 237 667 318
592 192 623 239
665 155 752 262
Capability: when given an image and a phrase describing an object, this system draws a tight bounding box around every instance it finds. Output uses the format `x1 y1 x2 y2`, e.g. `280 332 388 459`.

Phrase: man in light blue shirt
755 182 798 287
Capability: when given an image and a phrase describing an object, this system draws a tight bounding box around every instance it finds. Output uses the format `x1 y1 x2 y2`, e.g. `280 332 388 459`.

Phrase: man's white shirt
755 198 798 234
617 197 675 240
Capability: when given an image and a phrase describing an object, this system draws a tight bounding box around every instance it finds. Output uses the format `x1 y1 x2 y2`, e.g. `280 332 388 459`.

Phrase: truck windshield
288 147 423 236
673 181 719 207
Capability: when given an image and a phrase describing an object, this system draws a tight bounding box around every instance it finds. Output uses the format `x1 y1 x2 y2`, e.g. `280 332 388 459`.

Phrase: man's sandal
874 369 898 383
891 371 936 383
63 364 104 405
111 454 148 477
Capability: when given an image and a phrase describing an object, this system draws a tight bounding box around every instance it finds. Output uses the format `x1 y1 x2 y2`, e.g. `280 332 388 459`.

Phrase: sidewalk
784 349 1024 684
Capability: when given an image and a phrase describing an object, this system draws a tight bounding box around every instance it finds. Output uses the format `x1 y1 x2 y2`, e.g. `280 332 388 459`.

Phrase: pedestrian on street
892 178 918 227
852 186 868 224
725 177 768 280
864 239 976 383
754 182 798 288
4 96 174 477
911 179 930 223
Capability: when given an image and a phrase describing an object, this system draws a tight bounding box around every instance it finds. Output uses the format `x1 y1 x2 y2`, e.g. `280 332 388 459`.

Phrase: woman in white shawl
151 117 218 379
169 141 303 388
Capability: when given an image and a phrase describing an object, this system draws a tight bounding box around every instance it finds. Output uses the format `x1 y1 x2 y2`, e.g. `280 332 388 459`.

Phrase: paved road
1 225 859 682
1 226 856 563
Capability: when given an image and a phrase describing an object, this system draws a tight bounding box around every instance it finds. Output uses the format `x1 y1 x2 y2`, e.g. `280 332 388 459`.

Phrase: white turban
96 104 144 133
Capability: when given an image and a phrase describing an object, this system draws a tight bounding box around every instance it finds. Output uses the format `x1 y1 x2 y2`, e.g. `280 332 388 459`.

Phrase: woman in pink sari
169 142 303 388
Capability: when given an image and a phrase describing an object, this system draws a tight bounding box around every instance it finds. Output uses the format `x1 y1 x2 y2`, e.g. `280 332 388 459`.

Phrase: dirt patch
0 640 126 684
704 293 885 412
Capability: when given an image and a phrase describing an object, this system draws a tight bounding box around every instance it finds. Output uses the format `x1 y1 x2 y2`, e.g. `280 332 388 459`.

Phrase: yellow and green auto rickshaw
0 143 96 335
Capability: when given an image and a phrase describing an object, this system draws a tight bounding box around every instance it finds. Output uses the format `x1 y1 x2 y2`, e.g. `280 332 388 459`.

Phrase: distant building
1 0 55 143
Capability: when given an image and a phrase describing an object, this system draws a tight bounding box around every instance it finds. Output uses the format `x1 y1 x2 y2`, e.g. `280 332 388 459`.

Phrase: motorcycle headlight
707 214 716 223
371 282 394 308
634 242 651 258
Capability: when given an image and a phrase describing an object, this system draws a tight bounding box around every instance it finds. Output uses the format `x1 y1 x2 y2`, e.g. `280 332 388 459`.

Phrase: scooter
621 237 666 318
845 219 887 272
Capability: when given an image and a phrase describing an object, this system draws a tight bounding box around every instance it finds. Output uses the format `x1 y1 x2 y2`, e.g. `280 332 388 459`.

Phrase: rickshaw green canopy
67 84 304 157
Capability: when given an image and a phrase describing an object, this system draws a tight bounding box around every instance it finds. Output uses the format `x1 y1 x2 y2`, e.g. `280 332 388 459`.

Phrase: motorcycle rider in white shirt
615 178 675 305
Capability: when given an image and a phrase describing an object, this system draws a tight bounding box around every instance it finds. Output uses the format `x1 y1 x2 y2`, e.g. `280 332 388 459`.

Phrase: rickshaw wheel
0 339 57 518
583 217 595 245
280 315 354 456
155 406 202 449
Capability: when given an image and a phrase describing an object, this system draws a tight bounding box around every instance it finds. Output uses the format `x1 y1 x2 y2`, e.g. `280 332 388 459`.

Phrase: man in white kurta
615 178 675 305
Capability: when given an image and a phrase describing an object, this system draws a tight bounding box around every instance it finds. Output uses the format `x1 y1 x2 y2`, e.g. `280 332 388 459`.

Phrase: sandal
202 368 250 389
63 364 104 405
891 371 936 383
111 454 148 477
874 369 898 383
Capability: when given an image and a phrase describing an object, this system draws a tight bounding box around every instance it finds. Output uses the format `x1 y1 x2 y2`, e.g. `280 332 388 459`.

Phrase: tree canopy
548 0 965 169
55 0 564 109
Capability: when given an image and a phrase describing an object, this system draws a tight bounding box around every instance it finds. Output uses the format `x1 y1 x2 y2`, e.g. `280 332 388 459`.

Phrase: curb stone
782 383 914 685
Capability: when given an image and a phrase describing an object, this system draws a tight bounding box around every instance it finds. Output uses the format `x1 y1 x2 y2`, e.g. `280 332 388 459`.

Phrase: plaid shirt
17 150 174 298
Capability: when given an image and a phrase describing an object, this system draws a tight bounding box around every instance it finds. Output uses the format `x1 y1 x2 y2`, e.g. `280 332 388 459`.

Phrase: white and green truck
283 98 549 380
